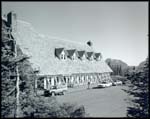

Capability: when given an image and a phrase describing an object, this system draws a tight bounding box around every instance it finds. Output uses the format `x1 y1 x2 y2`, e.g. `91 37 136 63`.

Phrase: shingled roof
55 48 68 58
55 48 64 54
6 19 113 75
67 49 78 57
78 51 87 58
87 52 95 58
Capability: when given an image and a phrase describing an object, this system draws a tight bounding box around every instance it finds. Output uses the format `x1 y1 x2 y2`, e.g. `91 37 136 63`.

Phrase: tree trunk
34 77 37 95
14 34 21 117
16 65 21 117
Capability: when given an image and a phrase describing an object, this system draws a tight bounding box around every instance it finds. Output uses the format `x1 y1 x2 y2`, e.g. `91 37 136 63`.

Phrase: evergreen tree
1 18 87 118
126 58 149 117
1 22 31 117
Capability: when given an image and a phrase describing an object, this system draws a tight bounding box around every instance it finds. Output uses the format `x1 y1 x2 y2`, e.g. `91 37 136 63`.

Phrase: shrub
125 58 149 118
21 96 87 118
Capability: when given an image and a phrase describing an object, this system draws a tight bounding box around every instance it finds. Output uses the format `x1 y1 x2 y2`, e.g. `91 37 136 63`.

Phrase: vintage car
112 80 122 86
97 81 112 88
44 84 68 96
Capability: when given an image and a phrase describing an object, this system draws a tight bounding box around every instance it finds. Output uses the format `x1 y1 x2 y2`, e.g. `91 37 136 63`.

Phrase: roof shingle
5 19 113 75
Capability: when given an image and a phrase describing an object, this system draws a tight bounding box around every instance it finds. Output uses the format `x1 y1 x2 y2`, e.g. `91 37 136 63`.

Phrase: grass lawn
55 85 130 117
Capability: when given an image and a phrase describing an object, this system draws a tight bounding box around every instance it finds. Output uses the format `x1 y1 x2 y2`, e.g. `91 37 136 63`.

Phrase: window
97 56 101 61
88 56 93 61
64 55 66 59
60 52 66 60
60 54 64 59
71 53 76 60
72 55 75 60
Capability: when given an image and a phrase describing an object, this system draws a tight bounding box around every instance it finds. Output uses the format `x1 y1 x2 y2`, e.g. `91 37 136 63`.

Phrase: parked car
111 75 127 85
112 80 122 86
97 81 112 88
67 83 74 88
44 84 68 96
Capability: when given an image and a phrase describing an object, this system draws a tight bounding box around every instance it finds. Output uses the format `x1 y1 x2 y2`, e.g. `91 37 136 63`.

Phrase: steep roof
6 19 113 75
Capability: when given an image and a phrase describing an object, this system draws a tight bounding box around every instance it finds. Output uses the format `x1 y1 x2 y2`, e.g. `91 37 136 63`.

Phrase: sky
2 2 148 66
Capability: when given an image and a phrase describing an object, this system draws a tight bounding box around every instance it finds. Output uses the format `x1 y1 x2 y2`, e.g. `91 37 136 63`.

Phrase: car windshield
102 82 107 84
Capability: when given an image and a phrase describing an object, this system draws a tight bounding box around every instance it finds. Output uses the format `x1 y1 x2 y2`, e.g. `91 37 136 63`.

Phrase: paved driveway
56 85 129 117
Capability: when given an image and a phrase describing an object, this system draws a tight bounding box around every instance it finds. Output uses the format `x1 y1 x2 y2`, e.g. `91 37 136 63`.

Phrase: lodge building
2 11 113 90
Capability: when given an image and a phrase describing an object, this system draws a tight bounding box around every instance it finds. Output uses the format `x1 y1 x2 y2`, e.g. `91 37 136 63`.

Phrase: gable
94 53 102 59
55 48 65 57
67 49 78 58
87 52 95 59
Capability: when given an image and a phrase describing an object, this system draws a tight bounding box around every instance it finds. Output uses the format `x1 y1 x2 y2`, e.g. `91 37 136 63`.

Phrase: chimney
87 40 93 47
7 11 17 32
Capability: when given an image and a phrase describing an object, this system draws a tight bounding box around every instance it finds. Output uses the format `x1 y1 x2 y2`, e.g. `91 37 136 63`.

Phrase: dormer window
94 53 102 61
60 52 65 59
87 52 95 61
78 51 87 60
60 55 63 59
55 48 68 60
67 49 78 60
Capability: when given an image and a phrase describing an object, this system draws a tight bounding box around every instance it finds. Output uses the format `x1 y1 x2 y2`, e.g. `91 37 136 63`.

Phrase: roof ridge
17 20 31 26
46 36 88 47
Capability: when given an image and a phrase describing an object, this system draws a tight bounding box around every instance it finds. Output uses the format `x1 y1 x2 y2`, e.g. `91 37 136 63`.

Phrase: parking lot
56 85 129 117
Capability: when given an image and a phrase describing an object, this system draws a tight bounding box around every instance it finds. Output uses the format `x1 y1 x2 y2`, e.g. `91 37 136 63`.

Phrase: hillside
137 60 146 69
105 58 148 76
105 58 128 69
105 58 128 76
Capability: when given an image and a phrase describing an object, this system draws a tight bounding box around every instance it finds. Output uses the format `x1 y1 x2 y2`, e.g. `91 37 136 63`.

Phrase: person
87 81 90 89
